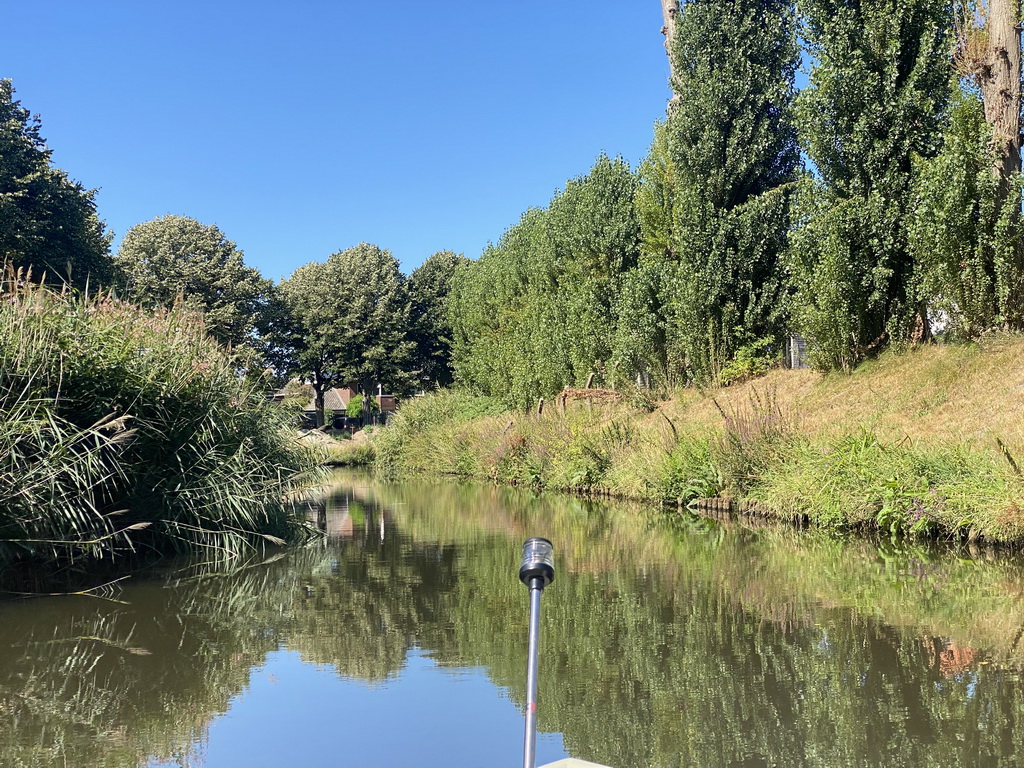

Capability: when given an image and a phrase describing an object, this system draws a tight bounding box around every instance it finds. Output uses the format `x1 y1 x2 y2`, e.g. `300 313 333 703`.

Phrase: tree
407 250 469 389
659 0 681 113
910 86 1024 336
935 0 1024 335
637 0 800 383
280 243 414 427
955 0 1022 184
449 155 640 407
114 215 273 351
0 79 112 286
346 393 379 420
789 0 951 370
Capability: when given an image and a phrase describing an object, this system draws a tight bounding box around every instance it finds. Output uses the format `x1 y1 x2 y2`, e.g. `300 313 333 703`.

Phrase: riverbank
298 427 376 466
373 338 1024 543
0 281 320 574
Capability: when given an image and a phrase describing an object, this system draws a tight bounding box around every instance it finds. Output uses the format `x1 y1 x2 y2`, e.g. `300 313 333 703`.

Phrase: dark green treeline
450 0 1024 406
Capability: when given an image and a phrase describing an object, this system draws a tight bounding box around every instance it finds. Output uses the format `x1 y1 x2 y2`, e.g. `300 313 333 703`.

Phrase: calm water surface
3 470 1024 767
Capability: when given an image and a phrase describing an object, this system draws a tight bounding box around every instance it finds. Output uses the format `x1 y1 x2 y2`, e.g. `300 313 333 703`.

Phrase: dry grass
375 338 1024 541
651 338 1024 457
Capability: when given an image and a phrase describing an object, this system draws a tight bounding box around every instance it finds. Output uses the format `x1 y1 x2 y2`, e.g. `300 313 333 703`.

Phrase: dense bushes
0 278 318 568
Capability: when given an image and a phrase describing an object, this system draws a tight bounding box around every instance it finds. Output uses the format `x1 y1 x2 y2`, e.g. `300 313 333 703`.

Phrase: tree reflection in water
1 470 1023 767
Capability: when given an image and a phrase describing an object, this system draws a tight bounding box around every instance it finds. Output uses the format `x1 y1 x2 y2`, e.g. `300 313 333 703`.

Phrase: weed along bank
373 339 1024 545
0 280 319 578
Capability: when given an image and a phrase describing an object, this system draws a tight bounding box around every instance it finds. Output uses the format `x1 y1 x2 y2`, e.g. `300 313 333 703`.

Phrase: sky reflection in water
4 470 1024 768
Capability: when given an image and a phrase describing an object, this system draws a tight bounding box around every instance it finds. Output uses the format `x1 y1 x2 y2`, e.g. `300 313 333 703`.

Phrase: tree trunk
313 380 325 428
978 0 1022 183
661 0 681 113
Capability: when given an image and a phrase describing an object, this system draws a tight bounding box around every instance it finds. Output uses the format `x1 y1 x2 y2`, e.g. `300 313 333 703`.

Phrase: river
2 470 1024 767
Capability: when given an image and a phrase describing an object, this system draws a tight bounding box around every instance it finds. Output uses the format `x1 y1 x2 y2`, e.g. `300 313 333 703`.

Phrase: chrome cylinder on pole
519 538 554 768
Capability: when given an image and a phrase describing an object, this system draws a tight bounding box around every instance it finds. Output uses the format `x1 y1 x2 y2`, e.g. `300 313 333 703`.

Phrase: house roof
304 387 352 413
303 386 398 413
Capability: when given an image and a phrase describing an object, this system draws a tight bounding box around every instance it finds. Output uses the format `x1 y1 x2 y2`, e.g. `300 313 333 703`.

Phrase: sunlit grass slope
375 339 1024 542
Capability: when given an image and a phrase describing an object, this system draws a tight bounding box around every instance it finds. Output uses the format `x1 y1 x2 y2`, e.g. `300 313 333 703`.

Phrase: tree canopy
449 154 640 407
407 250 469 389
788 0 951 370
633 0 800 383
0 79 111 286
114 215 273 351
280 243 414 426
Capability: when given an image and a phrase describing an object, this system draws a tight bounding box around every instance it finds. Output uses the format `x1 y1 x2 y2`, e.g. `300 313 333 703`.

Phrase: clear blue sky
6 1 671 281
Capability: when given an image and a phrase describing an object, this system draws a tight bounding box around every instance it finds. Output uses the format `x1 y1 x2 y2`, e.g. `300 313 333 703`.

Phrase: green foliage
0 281 318 567
790 0 951 369
629 0 799 384
758 430 1017 538
449 155 640 407
0 80 112 287
321 439 375 467
909 86 1024 337
658 439 722 505
114 215 274 351
279 243 415 425
717 336 779 386
407 250 469 388
371 389 506 475
711 388 796 495
345 393 379 420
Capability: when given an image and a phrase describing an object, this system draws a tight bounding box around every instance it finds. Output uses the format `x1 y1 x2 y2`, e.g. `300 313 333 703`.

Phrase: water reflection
2 470 1024 767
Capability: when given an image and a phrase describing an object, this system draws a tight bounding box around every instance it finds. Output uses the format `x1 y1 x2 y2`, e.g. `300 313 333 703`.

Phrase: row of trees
449 0 1024 406
1 79 464 426
6 0 1024 415
114 219 466 425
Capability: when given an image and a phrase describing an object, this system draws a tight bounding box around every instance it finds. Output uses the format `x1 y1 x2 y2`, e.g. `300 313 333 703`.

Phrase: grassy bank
374 339 1024 543
0 280 320 571
297 429 376 467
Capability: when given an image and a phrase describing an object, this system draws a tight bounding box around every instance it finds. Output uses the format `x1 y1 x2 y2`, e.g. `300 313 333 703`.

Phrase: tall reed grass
0 275 319 569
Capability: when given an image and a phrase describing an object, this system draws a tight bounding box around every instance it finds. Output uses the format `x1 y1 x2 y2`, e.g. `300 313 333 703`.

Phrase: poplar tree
450 156 639 407
789 0 951 370
637 0 800 383
912 0 1024 336
910 87 1024 337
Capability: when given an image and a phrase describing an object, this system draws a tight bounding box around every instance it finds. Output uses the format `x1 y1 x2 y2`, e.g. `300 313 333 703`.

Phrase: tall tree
280 243 414 427
407 250 469 389
0 79 111 286
450 155 640 407
637 0 800 383
660 0 681 113
955 0 1022 183
789 0 951 370
910 86 1024 336
114 215 273 351
933 0 1024 335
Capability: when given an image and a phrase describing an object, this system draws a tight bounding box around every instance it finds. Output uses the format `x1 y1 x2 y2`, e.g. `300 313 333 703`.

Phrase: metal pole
523 577 543 768
519 537 553 768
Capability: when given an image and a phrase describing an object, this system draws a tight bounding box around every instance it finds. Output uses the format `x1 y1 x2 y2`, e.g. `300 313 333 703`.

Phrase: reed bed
0 277 319 569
